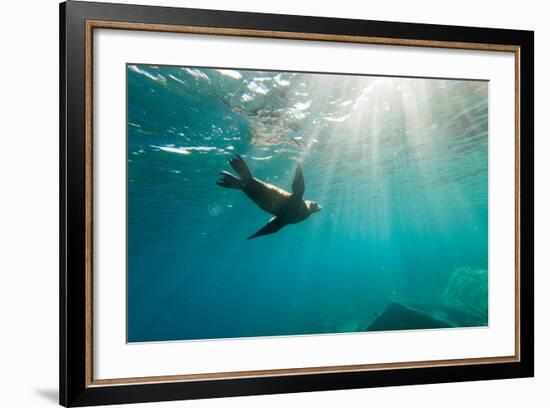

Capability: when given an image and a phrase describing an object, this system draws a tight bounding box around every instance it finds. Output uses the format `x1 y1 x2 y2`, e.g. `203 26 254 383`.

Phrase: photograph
51 0 535 406
127 65 489 343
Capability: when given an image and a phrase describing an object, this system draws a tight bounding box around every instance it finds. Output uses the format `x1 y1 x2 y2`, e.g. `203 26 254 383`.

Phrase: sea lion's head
306 200 322 214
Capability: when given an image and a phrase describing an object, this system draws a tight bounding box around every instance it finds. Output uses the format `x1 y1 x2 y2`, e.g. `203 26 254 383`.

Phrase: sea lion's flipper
216 171 243 189
291 163 305 199
229 155 253 182
247 217 285 240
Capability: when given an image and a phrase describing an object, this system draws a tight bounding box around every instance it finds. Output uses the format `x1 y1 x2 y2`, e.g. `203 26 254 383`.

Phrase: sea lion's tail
229 155 253 181
216 171 243 189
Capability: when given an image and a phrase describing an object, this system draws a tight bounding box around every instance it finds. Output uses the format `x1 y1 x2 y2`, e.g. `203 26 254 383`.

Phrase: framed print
59 1 534 406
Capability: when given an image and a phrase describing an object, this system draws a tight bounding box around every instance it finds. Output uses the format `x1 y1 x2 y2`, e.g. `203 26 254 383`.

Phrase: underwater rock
366 301 454 331
440 266 488 327
340 320 361 333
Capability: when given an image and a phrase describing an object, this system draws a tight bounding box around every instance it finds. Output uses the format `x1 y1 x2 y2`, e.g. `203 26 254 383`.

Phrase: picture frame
60 1 534 406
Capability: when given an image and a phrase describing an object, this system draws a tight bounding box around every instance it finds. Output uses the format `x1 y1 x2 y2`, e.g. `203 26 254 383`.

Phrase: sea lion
217 155 322 239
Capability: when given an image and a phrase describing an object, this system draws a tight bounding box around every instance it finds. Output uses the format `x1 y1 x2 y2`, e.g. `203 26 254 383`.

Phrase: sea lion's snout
310 202 322 213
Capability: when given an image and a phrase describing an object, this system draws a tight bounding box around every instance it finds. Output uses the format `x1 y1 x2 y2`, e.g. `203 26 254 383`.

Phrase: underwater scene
127 64 488 342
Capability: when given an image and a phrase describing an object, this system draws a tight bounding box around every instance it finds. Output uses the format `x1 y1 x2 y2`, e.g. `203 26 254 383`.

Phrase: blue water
127 65 488 342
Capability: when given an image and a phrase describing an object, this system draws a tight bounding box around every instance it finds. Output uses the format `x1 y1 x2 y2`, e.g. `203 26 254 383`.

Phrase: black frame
60 1 534 406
